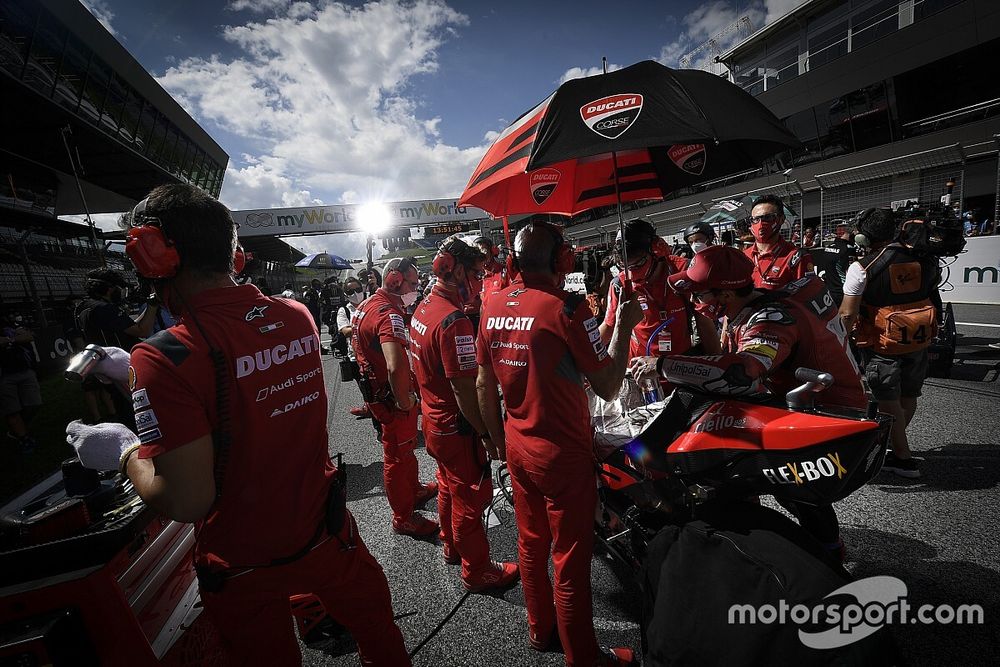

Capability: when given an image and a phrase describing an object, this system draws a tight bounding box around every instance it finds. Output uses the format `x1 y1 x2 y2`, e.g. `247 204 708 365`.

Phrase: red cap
667 245 754 293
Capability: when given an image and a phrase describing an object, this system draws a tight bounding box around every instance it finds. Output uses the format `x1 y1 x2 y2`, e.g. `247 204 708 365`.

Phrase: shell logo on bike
762 452 847 485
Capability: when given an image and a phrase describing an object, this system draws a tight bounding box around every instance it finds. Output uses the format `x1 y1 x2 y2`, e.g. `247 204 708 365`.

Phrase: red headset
383 257 416 290
125 197 246 278
432 249 456 277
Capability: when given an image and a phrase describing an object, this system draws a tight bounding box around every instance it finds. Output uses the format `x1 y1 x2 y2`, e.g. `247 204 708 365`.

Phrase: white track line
956 322 1000 328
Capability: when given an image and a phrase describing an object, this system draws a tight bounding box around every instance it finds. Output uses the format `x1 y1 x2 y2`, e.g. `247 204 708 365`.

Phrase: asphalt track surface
302 304 1000 666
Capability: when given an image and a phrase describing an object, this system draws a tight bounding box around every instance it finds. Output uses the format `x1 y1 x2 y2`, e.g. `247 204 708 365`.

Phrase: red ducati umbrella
459 59 800 266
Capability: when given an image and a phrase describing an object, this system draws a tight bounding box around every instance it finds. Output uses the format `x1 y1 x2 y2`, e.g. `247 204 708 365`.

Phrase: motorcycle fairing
604 387 891 505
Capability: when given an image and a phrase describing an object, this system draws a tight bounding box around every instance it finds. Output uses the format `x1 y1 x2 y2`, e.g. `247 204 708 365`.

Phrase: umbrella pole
603 56 631 299
610 149 632 299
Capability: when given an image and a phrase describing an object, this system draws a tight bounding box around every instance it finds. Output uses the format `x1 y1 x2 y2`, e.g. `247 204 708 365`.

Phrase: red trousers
369 402 421 523
425 429 493 578
507 447 599 667
200 512 410 666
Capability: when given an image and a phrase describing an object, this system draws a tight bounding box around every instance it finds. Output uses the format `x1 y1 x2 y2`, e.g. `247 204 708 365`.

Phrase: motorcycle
591 367 891 569
497 368 891 570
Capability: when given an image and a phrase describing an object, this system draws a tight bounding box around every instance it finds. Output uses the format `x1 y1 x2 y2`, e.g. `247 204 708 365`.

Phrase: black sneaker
882 452 921 478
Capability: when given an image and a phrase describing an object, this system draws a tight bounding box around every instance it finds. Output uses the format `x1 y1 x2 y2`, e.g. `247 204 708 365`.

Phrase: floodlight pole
60 125 105 267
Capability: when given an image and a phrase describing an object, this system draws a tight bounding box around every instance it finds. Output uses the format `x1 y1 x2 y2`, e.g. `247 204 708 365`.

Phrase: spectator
744 195 814 289
1 314 41 453
839 208 940 478
303 279 323 329
280 282 296 298
337 277 369 418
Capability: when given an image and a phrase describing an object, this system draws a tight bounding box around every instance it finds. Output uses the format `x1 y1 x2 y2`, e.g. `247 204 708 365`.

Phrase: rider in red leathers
631 245 866 561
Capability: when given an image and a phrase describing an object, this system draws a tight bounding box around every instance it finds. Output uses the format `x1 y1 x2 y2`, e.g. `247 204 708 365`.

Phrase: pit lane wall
232 199 490 237
946 235 1000 304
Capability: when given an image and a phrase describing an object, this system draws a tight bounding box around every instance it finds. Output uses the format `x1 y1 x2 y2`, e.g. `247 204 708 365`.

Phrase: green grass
1 373 93 504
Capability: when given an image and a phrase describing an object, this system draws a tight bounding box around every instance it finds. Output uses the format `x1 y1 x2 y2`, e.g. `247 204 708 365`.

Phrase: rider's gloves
67 420 141 473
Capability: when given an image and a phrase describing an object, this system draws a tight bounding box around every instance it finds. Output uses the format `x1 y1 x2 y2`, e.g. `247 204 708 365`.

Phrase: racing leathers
657 275 866 410
655 275 866 551
409 287 495 581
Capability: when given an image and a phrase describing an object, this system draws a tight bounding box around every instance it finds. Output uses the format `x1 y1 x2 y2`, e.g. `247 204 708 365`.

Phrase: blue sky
79 0 797 258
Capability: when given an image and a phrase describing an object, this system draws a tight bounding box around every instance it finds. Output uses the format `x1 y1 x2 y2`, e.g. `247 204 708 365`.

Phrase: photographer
839 208 942 479
66 184 409 666
76 268 160 349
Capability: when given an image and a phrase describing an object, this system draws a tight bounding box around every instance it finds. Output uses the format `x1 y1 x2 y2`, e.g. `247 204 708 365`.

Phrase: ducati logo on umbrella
580 93 643 139
529 168 560 205
668 143 707 175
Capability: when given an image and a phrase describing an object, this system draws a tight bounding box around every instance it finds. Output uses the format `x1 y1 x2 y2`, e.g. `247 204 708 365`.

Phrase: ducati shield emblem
668 144 707 175
530 168 560 205
580 93 643 139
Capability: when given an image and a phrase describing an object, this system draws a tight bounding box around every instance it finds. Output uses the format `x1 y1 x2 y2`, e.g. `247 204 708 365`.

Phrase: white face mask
690 241 708 254
400 290 421 308
347 291 364 305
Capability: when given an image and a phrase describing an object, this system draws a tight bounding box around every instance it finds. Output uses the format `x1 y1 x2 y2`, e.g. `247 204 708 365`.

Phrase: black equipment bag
927 302 957 378
640 502 898 666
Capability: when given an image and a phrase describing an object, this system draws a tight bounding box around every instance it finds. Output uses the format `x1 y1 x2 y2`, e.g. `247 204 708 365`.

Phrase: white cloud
80 0 117 36
656 1 803 72
557 63 622 85
227 0 291 13
157 0 487 239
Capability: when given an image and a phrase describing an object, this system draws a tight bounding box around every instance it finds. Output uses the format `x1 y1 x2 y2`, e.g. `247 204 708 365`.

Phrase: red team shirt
409 289 477 434
352 289 411 390
130 285 333 569
477 278 610 466
604 257 692 359
744 239 814 289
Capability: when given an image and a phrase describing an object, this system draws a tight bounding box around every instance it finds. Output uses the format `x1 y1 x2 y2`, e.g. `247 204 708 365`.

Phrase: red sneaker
414 481 439 506
462 561 519 593
392 514 439 537
598 646 637 666
442 541 461 565
349 405 371 418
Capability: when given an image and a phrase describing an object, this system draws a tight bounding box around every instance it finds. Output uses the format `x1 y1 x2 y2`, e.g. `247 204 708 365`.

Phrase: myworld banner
232 199 490 238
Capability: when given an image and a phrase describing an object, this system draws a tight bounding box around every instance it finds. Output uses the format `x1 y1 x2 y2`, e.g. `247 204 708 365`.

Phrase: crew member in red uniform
744 194 814 289
633 244 865 560
66 184 409 666
600 219 721 391
353 257 439 537
409 236 519 591
477 221 643 667
475 235 508 304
